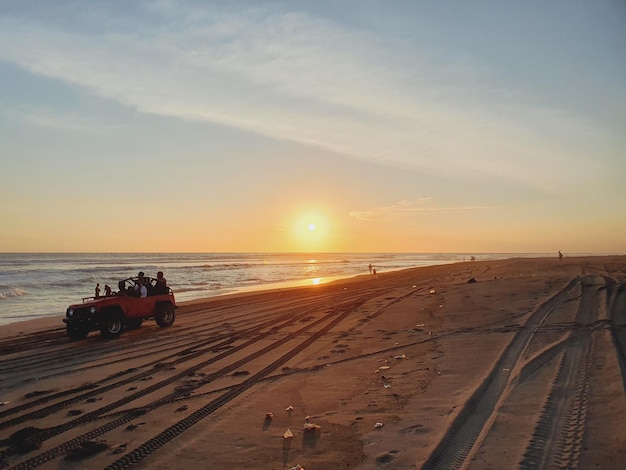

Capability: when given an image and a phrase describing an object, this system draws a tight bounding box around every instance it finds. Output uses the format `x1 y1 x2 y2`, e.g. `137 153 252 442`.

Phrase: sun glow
290 210 333 251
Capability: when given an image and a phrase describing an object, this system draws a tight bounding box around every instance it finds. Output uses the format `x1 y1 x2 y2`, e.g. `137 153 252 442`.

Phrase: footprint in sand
375 450 399 464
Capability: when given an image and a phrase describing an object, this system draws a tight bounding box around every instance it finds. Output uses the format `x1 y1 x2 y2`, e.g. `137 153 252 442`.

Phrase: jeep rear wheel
155 304 175 327
66 323 89 340
100 313 124 339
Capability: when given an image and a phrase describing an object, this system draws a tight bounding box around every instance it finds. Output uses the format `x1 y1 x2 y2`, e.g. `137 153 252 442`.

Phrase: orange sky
1 2 624 254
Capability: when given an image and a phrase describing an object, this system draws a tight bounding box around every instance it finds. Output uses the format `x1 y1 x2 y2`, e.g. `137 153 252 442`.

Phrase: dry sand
1 256 625 469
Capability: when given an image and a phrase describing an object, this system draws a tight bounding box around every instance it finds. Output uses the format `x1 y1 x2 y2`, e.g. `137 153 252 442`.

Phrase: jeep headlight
90 307 97 314
67 309 74 318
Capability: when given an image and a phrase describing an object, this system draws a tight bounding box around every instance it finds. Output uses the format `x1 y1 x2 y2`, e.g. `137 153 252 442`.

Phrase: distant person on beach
558 250 563 260
368 264 373 274
372 268 377 275
104 284 112 296
95 283 100 298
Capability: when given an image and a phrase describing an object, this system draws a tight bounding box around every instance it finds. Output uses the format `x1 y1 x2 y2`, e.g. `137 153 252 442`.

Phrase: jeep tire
155 304 175 327
100 313 124 339
66 323 89 340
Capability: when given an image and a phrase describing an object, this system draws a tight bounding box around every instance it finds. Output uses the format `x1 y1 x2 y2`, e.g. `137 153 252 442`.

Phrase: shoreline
0 254 612 333
3 252 620 328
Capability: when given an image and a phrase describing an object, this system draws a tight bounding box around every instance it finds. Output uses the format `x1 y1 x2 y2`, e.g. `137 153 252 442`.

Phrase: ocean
0 252 546 326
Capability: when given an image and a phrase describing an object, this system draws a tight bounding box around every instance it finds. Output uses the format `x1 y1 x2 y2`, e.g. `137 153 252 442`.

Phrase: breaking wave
0 286 28 300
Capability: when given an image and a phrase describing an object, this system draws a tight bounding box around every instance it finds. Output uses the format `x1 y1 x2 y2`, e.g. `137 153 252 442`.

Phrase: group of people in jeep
95 271 168 299
127 271 168 297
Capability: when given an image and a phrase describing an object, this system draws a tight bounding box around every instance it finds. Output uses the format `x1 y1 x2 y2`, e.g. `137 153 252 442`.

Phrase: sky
0 0 624 253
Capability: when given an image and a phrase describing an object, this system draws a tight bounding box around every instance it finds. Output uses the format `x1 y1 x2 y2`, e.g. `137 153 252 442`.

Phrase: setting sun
287 209 335 251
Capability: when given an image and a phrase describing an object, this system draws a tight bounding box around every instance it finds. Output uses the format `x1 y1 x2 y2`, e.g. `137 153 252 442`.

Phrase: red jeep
63 276 177 340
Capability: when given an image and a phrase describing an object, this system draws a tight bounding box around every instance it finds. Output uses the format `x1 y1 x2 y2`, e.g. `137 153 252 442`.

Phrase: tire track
420 278 580 470
7 304 354 469
519 280 600 469
0 267 459 469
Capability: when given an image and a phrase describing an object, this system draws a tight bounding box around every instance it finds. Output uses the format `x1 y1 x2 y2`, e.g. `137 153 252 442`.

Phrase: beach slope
1 256 625 469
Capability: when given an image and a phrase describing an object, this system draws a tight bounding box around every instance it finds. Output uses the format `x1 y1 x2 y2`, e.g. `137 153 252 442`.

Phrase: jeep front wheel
100 313 124 339
67 323 89 340
155 304 175 327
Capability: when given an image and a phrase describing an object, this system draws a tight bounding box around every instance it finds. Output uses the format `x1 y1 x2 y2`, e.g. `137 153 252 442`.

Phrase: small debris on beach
429 289 436 294
125 422 146 431
303 416 321 431
175 405 188 412
286 405 294 412
374 422 384 429
112 443 128 454
283 429 294 439
265 412 273 419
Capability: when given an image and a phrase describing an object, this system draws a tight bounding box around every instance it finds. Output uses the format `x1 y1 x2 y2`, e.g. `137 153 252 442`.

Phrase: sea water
0 252 543 326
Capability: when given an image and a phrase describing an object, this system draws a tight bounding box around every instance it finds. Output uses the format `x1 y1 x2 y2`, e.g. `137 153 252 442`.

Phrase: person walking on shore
558 250 563 260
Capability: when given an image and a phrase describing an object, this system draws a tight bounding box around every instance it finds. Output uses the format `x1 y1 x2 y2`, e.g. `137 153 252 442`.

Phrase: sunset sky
1 1 624 253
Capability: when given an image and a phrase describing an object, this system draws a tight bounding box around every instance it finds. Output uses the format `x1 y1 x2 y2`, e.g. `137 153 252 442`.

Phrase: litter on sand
284 429 294 439
303 416 321 430
374 422 384 429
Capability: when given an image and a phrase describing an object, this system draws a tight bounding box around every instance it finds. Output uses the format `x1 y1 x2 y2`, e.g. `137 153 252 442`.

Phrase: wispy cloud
0 2 604 190
349 198 493 221
7 105 117 133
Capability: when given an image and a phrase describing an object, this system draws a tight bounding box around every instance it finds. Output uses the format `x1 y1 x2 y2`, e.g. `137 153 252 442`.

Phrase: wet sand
1 256 625 469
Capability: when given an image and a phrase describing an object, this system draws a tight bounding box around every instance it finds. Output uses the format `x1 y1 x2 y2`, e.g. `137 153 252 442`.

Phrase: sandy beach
1 256 625 469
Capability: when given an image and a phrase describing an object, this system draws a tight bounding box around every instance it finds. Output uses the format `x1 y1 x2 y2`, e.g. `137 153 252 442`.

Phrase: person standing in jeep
134 272 147 297
155 271 168 295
